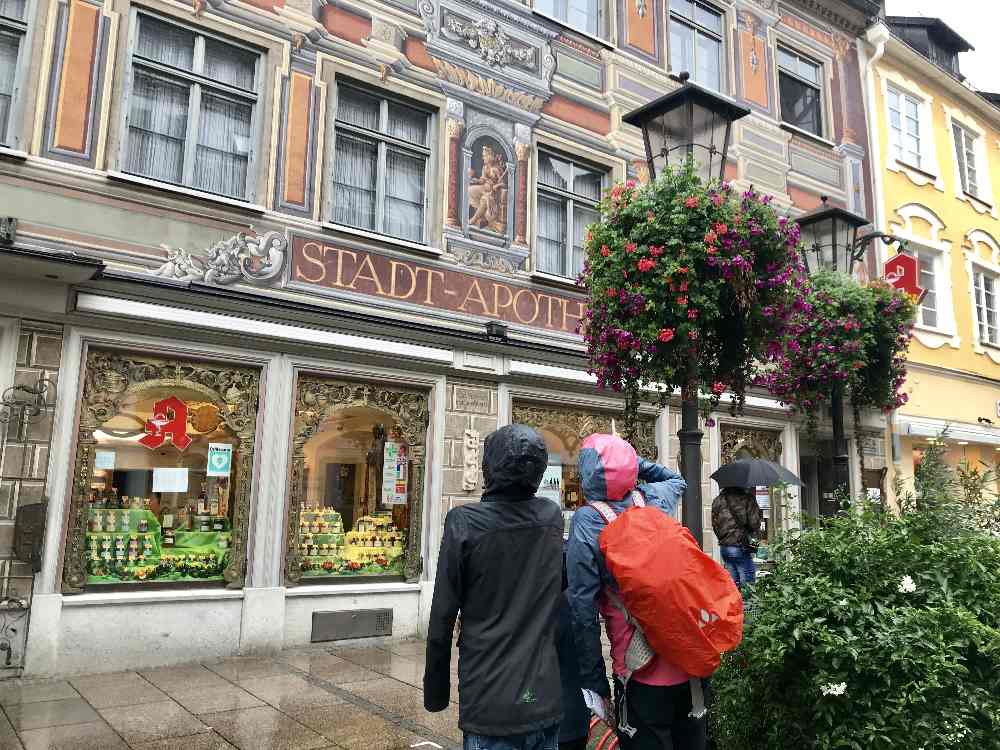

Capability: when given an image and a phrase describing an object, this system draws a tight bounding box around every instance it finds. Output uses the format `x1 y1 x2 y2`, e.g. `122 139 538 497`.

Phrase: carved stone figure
462 429 480 491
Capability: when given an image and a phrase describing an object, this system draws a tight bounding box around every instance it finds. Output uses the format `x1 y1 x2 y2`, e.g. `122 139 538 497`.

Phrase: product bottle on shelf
121 512 130 532
197 484 209 515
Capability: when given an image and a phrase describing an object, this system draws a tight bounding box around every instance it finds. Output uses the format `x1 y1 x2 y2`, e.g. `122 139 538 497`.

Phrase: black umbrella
710 458 803 488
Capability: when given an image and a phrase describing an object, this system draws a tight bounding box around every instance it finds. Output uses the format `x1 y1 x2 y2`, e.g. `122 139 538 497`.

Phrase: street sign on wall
883 253 927 304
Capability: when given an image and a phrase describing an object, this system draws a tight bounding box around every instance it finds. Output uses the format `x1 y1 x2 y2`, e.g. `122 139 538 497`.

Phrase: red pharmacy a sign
140 396 192 451
883 253 927 304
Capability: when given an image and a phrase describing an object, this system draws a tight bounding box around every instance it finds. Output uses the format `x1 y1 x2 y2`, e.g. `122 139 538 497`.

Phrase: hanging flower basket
580 164 803 433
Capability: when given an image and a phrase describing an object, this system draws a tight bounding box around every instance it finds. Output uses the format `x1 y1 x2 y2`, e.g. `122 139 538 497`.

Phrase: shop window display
62 349 260 592
512 402 658 535
286 376 429 584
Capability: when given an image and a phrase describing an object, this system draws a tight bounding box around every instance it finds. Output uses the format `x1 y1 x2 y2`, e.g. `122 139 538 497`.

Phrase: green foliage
710 497 1000 749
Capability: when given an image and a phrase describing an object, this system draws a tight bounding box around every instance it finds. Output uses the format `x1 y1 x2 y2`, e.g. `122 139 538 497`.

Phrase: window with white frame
952 122 980 198
123 14 260 200
669 0 723 91
903 247 938 328
331 84 432 244
536 150 605 279
973 268 999 346
534 0 602 38
887 86 922 169
0 0 27 146
778 46 823 137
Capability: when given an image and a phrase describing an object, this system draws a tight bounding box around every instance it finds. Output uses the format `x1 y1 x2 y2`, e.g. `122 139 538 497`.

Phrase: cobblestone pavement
0 640 464 750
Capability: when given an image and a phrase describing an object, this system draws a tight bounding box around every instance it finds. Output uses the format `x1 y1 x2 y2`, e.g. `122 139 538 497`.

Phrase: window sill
323 222 442 257
107 171 266 214
894 159 938 182
962 190 993 211
62 588 245 606
531 9 613 51
285 581 420 597
780 122 836 150
531 269 585 291
0 145 27 160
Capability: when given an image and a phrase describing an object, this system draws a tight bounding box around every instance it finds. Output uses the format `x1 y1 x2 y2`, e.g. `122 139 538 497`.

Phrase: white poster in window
94 450 116 470
152 467 189 494
382 442 408 505
755 486 770 510
538 465 563 507
206 443 233 477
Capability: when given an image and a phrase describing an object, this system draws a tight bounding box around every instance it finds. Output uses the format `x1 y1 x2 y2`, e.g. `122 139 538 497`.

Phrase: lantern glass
623 73 749 183
796 198 870 275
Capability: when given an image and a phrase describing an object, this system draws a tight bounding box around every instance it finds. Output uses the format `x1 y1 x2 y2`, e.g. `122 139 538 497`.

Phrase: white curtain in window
0 0 27 20
538 153 570 191
338 88 379 131
126 72 190 184
136 17 194 70
333 133 377 230
573 205 598 278
0 32 18 143
537 194 566 275
203 38 256 91
387 102 426 146
195 93 251 198
384 148 425 242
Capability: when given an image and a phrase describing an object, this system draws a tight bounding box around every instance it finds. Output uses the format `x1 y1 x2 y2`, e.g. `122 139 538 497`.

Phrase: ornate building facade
0 0 881 675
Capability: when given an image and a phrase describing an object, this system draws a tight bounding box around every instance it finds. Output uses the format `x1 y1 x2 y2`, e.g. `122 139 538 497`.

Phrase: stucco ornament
153 231 287 285
445 17 534 68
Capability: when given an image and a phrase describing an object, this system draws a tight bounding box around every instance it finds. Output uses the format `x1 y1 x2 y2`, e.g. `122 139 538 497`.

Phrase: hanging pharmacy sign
883 253 927 304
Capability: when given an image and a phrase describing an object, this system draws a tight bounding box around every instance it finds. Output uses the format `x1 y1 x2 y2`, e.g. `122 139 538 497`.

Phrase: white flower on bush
836 598 848 606
820 682 847 696
898 575 917 594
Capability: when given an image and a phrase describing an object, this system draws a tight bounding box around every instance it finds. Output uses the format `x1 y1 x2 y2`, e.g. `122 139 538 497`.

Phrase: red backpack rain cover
599 504 744 678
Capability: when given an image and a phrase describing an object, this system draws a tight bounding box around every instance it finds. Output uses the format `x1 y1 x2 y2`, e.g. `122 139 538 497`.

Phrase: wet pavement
0 640 463 750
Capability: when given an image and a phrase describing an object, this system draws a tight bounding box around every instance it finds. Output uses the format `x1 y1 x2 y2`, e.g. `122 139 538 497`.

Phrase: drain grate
311 608 393 642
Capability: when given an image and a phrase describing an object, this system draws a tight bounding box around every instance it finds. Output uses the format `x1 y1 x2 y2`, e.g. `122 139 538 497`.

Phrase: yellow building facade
865 18 1000 493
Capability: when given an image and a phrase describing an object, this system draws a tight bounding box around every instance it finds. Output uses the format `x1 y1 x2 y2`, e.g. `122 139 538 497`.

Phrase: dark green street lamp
623 71 749 547
796 196 905 496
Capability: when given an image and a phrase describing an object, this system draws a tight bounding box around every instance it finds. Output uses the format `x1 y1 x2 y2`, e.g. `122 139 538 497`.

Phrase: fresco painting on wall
468 136 509 234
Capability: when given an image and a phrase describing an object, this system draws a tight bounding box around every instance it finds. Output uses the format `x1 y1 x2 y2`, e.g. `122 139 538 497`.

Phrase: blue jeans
464 725 560 750
720 545 756 589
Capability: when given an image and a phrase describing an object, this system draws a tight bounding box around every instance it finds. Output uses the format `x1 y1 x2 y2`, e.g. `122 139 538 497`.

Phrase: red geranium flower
714 223 729 235
600 245 611 257
637 258 656 272
677 296 689 306
625 242 638 253
658 328 675 343
684 196 700 209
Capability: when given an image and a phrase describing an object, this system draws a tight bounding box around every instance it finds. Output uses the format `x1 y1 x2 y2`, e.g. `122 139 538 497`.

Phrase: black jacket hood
481 424 548 499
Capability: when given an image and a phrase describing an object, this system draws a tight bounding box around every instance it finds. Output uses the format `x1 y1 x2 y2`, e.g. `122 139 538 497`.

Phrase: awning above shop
1 245 104 283
899 416 1000 447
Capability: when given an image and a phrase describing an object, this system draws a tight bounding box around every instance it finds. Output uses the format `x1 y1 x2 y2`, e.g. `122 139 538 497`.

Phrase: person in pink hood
566 434 705 750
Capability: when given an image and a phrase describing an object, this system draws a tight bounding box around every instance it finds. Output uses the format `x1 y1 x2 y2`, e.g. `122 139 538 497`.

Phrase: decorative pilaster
445 99 466 230
514 140 531 246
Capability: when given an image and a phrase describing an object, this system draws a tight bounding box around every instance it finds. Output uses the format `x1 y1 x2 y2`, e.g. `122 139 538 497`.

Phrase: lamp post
795 196 905 495
623 72 749 547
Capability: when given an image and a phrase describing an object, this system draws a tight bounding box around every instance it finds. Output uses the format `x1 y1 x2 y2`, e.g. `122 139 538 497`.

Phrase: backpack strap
589 501 617 524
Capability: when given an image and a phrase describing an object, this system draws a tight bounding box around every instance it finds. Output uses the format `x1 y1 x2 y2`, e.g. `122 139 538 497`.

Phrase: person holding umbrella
709 458 803 590
710 486 762 590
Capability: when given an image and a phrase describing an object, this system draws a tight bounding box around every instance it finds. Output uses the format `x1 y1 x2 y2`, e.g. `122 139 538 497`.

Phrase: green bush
710 497 1000 749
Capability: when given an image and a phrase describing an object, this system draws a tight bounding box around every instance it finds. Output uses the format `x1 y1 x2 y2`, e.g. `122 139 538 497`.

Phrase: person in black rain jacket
424 424 564 750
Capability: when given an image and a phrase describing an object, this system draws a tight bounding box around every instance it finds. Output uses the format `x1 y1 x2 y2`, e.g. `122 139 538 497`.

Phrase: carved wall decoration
452 248 517 273
720 427 782 464
443 16 535 70
513 402 659 463
461 429 480 490
431 59 546 113
286 376 430 585
153 231 287 286
62 349 260 593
